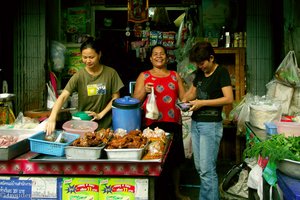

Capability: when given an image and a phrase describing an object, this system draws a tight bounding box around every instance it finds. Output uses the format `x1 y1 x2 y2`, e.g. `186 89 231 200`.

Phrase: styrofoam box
275 121 300 137
104 147 145 160
65 146 104 160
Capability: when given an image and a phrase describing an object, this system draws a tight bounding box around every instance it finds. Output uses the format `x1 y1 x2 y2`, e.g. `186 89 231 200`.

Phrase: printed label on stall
62 177 99 200
0 177 59 200
99 178 148 200
0 179 32 199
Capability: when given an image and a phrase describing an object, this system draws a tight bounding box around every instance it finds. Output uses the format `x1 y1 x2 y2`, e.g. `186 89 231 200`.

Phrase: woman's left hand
189 99 203 111
86 111 102 121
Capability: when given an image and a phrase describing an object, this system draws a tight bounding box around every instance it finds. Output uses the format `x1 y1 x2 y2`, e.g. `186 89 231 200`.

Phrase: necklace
205 64 218 77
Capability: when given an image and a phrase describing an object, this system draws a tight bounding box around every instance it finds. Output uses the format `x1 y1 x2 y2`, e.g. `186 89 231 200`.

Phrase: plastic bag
47 83 57 109
229 93 253 135
249 96 282 130
182 111 193 159
13 112 39 129
275 51 300 87
263 161 277 186
50 41 66 72
266 79 294 115
145 87 159 120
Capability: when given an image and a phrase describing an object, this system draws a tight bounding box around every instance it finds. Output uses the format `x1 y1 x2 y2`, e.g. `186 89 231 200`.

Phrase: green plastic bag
262 161 277 186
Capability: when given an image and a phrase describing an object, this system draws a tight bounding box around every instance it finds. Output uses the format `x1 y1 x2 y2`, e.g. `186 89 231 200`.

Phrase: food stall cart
245 122 300 200
0 133 172 200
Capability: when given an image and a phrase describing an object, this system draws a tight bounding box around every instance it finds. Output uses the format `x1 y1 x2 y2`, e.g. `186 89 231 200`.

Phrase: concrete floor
154 127 246 200
179 158 237 200
154 158 237 200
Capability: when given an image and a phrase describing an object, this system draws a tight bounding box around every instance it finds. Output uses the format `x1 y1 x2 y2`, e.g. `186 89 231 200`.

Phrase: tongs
54 131 64 143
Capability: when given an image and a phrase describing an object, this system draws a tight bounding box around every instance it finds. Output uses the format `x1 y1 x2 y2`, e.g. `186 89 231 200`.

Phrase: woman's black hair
189 41 215 63
80 36 102 54
150 44 167 55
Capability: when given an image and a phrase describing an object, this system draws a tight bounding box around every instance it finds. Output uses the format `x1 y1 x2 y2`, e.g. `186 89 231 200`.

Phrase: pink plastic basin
62 120 98 136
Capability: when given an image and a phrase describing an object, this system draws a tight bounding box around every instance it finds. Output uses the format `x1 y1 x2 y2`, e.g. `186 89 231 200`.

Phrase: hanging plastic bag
182 111 193 159
275 51 300 87
47 83 57 109
145 87 159 120
266 79 294 115
50 41 66 73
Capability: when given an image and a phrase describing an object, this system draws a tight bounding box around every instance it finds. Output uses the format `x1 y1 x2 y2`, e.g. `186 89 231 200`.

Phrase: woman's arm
133 72 147 101
182 84 197 102
189 85 233 111
45 89 71 135
176 72 186 101
89 92 120 120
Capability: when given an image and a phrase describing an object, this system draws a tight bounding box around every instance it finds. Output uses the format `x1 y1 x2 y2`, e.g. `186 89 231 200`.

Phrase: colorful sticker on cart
99 178 148 200
62 177 100 200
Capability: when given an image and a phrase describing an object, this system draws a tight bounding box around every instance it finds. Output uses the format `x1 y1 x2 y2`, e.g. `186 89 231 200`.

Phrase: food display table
0 136 172 200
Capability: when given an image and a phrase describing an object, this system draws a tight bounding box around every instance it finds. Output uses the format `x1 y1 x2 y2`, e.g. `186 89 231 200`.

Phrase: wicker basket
28 131 79 156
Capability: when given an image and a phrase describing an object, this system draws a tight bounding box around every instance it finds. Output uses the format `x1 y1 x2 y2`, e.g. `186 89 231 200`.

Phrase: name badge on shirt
87 83 106 96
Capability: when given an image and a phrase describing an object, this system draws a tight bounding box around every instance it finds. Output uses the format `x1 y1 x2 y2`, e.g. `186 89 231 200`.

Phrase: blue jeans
191 121 223 200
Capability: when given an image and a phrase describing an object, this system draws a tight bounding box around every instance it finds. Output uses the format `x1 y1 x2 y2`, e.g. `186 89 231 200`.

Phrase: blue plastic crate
28 131 79 156
277 171 300 200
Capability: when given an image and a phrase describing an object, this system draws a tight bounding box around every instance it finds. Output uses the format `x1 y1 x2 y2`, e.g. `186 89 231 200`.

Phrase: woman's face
196 56 214 74
150 46 167 68
81 48 101 68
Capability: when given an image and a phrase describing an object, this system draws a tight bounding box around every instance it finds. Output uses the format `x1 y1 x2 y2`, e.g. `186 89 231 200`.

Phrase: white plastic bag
47 83 57 109
249 96 282 130
182 111 193 159
266 80 294 115
145 87 159 120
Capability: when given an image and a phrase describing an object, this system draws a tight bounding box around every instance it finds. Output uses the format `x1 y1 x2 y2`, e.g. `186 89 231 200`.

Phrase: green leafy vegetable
243 134 300 163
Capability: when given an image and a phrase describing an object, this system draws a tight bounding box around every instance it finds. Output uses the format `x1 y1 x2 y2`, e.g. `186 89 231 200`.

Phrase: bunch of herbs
243 134 300 163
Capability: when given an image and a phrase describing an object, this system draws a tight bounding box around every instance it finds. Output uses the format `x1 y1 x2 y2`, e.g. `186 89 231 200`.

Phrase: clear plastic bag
50 41 66 72
145 87 159 120
275 51 300 87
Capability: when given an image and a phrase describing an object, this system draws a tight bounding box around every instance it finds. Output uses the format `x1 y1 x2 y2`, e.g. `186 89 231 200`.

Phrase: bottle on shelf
218 26 226 48
225 31 230 48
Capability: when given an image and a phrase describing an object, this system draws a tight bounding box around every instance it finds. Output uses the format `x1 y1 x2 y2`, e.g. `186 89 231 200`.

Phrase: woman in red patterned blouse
133 44 190 200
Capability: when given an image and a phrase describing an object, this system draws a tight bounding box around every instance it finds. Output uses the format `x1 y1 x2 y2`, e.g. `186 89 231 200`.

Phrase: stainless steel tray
0 129 40 160
65 145 105 160
29 153 162 163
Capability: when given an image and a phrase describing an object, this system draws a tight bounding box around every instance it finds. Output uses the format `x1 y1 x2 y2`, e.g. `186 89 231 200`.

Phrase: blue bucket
112 96 141 133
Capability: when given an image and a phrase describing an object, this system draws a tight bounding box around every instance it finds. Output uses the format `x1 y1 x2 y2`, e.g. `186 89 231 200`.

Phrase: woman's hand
45 120 56 135
144 83 154 93
86 111 103 121
189 99 204 111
